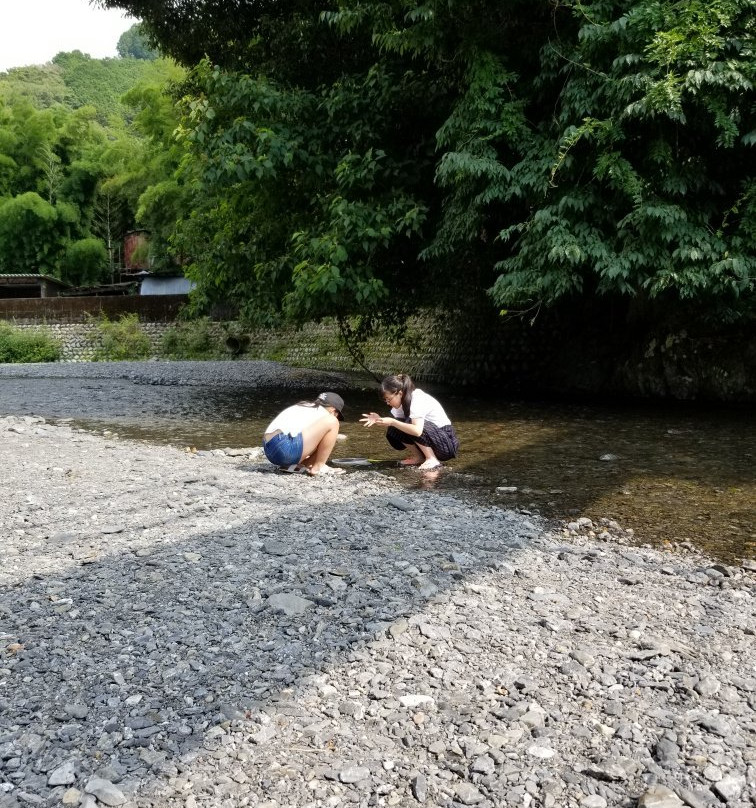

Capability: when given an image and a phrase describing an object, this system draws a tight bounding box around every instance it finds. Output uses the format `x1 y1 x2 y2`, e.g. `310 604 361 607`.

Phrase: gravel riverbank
1 407 754 808
0 359 353 389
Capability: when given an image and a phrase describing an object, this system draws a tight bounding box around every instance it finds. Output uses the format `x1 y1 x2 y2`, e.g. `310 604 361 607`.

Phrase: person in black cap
263 392 345 475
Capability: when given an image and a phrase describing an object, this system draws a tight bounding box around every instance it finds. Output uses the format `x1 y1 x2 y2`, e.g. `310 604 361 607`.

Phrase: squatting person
263 391 346 476
360 374 459 470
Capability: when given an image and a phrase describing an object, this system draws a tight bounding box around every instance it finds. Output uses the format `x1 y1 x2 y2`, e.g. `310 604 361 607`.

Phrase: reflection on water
65 385 755 564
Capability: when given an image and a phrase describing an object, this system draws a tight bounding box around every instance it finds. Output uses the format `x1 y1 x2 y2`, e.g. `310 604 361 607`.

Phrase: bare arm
360 412 424 436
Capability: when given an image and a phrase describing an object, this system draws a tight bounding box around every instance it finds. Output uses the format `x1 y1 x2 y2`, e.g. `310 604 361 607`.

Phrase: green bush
159 317 222 359
90 313 152 360
60 238 109 287
0 321 61 363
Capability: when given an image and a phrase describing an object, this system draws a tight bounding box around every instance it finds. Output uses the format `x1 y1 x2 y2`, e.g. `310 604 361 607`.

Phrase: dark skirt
386 419 460 461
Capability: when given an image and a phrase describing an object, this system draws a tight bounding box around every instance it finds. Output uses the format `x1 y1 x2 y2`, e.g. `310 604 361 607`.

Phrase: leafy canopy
97 0 755 325
0 46 186 285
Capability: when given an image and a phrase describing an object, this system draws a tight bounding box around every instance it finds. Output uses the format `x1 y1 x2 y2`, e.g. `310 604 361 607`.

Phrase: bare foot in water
398 457 422 467
418 458 442 470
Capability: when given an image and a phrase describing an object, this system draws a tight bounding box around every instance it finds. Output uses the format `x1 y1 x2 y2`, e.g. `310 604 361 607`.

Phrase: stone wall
3 296 754 401
239 312 756 403
38 321 175 362
0 297 189 362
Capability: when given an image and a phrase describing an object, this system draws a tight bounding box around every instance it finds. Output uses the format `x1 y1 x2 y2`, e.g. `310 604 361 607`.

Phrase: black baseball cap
316 391 344 419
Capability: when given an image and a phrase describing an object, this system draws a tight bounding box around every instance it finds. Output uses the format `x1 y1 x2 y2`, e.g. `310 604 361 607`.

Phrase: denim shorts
263 431 303 467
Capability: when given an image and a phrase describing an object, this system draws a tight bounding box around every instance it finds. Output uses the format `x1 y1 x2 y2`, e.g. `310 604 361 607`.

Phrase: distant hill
0 50 182 124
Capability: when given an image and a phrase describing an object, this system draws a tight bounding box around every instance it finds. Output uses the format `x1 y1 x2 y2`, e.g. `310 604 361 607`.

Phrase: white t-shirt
265 404 329 436
390 388 451 427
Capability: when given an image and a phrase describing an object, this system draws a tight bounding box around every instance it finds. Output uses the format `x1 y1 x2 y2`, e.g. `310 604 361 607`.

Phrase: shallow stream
2 372 752 563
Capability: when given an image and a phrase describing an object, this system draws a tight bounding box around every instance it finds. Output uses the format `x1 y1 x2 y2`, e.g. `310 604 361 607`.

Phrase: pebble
47 761 76 786
637 785 685 807
61 788 81 806
84 778 126 806
0 411 753 808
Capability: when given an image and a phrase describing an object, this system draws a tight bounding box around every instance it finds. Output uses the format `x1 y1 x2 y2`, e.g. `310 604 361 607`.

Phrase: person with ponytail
360 374 459 470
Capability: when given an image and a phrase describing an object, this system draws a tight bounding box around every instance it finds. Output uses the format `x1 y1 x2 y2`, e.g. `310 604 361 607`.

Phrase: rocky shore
1 412 754 808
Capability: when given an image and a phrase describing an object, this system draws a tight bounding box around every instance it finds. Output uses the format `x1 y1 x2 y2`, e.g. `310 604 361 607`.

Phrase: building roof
0 274 71 287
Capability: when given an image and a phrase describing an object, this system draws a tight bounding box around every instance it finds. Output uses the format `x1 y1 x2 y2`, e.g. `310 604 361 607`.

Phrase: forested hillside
0 25 185 285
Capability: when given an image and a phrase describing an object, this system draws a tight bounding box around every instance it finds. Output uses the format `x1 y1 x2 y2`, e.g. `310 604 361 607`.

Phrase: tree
60 237 109 286
91 191 128 279
114 69 189 272
0 192 77 275
96 0 756 326
173 61 440 325
480 0 756 320
36 143 63 203
0 64 71 109
117 23 160 60
96 0 350 74
0 54 185 282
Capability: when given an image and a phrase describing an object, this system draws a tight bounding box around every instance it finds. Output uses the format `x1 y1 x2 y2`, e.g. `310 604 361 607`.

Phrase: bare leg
399 443 424 466
415 442 441 469
299 413 340 474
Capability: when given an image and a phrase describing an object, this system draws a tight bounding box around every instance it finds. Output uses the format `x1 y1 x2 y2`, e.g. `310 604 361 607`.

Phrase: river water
1 372 753 563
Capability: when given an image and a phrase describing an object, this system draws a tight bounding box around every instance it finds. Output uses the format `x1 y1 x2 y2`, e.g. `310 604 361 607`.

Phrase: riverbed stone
712 775 746 802
455 783 484 804
61 788 81 806
0 407 753 808
637 785 685 807
84 777 126 806
266 593 314 615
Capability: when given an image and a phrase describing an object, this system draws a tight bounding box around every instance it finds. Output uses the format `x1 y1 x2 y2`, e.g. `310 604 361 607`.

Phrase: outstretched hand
360 412 386 427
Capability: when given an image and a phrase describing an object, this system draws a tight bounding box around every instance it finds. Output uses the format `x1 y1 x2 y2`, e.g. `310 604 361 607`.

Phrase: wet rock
387 496 414 512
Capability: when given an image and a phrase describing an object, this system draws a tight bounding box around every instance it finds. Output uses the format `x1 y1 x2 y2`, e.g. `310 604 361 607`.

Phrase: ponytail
381 373 415 420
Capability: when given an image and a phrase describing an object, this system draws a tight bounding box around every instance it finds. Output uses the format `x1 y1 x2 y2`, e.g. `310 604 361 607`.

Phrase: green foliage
117 24 160 60
52 50 178 125
98 0 359 77
0 64 71 108
159 317 222 359
173 51 442 325
117 71 189 271
90 313 152 360
60 238 109 286
524 0 754 314
44 0 756 328
0 192 76 275
0 321 61 363
0 48 188 283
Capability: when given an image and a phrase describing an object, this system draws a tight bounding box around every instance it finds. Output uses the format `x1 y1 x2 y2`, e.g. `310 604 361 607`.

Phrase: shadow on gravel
1 466 537 806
